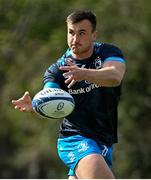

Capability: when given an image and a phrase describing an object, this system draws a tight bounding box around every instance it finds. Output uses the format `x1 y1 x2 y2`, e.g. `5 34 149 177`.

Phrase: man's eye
79 32 85 35
69 31 74 35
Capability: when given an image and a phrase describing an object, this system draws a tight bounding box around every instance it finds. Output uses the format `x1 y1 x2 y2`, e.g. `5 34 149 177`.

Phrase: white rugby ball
32 88 75 119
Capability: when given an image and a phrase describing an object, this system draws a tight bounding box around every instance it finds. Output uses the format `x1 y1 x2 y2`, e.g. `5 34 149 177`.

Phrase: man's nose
73 34 80 43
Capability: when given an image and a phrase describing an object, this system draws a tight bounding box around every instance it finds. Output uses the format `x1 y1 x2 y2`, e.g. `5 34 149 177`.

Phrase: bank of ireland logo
57 102 64 111
94 57 102 69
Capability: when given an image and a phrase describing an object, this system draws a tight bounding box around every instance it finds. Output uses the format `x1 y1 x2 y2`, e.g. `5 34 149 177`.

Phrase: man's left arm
84 60 126 87
60 59 126 88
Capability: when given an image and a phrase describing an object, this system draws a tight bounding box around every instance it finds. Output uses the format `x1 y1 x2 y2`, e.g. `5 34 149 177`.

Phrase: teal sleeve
104 57 125 63
43 82 60 89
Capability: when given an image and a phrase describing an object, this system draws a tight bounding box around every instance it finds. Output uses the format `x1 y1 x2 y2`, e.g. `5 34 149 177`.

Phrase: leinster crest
94 57 102 69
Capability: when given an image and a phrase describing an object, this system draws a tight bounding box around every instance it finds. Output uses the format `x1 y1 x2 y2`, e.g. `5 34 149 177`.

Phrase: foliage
0 0 151 178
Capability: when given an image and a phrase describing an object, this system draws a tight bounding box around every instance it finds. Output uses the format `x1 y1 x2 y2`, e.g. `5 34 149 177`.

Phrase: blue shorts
57 135 113 176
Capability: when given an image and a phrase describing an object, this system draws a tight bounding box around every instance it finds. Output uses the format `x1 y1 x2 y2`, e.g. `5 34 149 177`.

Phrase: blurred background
0 0 151 178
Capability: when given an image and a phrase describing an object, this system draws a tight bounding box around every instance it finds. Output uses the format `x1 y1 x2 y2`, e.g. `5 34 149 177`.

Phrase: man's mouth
71 44 81 48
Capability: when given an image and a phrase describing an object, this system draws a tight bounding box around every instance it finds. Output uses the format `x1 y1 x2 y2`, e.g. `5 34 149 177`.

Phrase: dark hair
66 10 97 32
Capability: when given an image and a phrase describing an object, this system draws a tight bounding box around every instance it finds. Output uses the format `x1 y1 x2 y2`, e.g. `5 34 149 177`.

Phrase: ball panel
32 88 75 119
39 100 74 119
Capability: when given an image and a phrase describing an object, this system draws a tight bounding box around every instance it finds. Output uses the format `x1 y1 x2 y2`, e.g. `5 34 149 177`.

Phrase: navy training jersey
43 42 125 146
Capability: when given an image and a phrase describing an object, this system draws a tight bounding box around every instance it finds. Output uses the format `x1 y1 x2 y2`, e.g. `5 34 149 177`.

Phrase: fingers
64 75 73 84
20 107 27 112
12 100 17 105
12 91 30 103
63 72 76 88
59 66 71 71
12 91 32 112
63 71 72 78
23 91 30 97
14 105 24 111
12 91 31 110
12 99 20 105
14 105 20 110
59 59 78 88
23 91 31 101
68 80 76 88
59 59 76 71
64 75 76 88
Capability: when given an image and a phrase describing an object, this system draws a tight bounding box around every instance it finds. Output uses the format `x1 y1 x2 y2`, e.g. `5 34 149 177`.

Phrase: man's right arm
12 72 62 113
11 82 60 113
12 60 64 113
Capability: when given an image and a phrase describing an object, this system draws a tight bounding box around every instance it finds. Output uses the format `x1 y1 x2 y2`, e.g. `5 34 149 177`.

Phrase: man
12 10 126 179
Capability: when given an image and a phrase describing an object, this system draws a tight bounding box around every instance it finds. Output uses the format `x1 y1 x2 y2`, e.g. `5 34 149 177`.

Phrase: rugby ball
32 88 75 119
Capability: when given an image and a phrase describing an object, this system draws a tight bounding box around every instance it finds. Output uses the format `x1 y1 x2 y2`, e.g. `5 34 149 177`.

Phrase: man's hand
60 59 87 88
12 91 33 112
